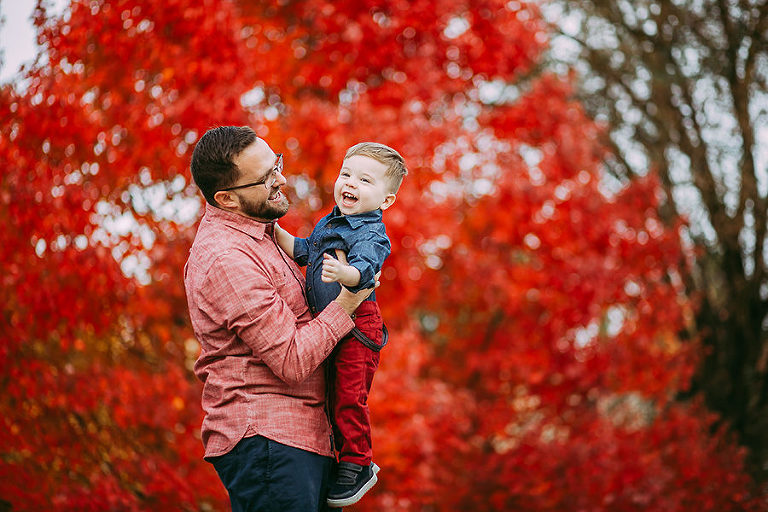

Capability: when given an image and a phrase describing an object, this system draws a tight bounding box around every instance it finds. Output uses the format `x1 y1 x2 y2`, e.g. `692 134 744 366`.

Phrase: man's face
230 138 289 221
333 155 393 215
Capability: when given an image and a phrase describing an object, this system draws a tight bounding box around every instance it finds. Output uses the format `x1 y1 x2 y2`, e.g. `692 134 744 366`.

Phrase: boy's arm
274 223 296 259
322 229 390 291
321 251 361 287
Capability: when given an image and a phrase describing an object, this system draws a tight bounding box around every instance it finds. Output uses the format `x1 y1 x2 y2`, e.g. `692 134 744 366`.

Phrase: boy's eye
361 178 371 183
340 172 350 177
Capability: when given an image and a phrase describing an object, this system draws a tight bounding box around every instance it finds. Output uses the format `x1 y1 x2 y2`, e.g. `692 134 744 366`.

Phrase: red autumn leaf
0 1 762 510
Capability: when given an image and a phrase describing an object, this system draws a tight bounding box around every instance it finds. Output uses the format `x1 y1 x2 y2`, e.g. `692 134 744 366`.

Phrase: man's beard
237 190 289 221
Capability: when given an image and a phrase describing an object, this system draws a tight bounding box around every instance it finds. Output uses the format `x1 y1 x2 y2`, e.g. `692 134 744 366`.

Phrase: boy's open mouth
341 191 358 206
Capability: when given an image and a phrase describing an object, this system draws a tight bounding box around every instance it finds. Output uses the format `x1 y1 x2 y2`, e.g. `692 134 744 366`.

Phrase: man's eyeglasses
219 153 283 192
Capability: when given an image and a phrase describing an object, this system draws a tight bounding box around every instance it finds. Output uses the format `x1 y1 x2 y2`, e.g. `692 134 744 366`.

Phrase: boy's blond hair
345 142 408 193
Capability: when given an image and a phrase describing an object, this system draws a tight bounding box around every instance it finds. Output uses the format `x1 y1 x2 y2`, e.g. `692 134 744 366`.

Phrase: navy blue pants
208 435 334 512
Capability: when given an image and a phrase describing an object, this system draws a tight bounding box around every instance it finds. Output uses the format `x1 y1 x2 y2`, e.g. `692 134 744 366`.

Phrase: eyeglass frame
218 153 283 192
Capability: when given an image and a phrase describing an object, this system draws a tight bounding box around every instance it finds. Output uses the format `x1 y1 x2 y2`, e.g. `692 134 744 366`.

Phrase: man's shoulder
190 220 232 254
188 222 260 270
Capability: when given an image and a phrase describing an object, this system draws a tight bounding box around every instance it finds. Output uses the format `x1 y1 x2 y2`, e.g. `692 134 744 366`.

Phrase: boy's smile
340 190 359 209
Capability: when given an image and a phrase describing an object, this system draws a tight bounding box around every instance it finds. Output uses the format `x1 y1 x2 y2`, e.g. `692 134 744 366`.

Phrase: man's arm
334 283 374 315
274 223 295 258
201 250 374 385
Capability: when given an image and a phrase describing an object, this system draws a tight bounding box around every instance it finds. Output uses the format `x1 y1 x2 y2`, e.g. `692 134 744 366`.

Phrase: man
184 126 373 512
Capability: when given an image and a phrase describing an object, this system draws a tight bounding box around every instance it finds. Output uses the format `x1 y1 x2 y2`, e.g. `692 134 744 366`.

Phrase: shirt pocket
271 266 290 289
274 266 308 313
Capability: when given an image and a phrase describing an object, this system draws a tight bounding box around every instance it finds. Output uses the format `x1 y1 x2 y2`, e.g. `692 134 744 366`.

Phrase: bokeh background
2 0 768 510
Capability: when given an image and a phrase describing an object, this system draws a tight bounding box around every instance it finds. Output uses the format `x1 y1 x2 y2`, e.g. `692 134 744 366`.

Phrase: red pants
328 300 383 466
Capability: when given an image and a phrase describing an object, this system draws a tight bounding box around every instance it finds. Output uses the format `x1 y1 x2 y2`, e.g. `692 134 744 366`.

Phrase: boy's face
334 155 396 215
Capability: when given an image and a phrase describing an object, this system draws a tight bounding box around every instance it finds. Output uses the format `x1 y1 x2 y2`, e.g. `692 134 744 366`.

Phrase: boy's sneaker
327 461 380 508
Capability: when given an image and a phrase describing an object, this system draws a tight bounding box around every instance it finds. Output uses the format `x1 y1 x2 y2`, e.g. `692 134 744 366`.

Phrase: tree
0 0 255 509
0 0 763 510
543 0 768 481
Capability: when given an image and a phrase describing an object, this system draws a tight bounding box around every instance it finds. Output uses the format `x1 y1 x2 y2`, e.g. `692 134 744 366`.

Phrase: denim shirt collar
329 205 383 229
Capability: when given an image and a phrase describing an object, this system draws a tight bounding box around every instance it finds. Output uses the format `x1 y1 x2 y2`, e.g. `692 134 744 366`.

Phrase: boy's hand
321 251 361 287
332 250 380 316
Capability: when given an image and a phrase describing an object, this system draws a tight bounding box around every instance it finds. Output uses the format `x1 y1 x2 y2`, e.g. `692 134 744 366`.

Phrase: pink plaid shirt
184 204 354 458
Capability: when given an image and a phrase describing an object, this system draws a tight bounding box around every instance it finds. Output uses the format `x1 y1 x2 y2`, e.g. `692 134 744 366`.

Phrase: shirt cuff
316 300 355 338
294 238 309 266
344 263 375 293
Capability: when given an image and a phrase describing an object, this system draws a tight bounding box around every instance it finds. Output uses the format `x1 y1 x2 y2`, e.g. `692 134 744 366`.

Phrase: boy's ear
380 193 397 211
213 190 240 210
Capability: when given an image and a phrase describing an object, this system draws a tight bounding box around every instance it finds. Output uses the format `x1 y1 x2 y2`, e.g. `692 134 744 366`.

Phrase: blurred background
1 0 767 510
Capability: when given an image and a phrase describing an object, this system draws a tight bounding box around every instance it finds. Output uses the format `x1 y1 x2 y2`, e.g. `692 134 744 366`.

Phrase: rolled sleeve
345 235 390 292
294 237 310 267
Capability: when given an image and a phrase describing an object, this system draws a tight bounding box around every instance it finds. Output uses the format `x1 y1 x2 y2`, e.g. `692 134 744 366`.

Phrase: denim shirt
294 206 390 315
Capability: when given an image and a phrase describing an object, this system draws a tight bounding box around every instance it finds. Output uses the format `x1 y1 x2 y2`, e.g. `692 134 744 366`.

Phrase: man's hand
334 286 374 316
321 252 361 287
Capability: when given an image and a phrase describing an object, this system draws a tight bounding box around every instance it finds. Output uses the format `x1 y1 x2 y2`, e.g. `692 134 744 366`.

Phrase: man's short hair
190 126 257 205
344 142 408 193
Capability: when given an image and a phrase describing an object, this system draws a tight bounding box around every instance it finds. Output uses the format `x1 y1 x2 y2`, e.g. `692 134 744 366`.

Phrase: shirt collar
329 205 383 229
203 202 270 240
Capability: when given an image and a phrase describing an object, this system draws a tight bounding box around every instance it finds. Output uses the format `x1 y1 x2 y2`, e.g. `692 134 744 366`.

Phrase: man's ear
380 193 397 211
213 190 239 210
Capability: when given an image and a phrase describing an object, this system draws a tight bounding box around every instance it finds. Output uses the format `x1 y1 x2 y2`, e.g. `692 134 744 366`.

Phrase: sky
2 0 764 216
0 0 66 83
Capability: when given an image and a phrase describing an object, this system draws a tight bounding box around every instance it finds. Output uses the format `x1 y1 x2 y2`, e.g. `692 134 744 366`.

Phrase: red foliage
0 0 763 510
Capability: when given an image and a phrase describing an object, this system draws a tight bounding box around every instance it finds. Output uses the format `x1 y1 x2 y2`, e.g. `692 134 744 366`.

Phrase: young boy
274 142 407 508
